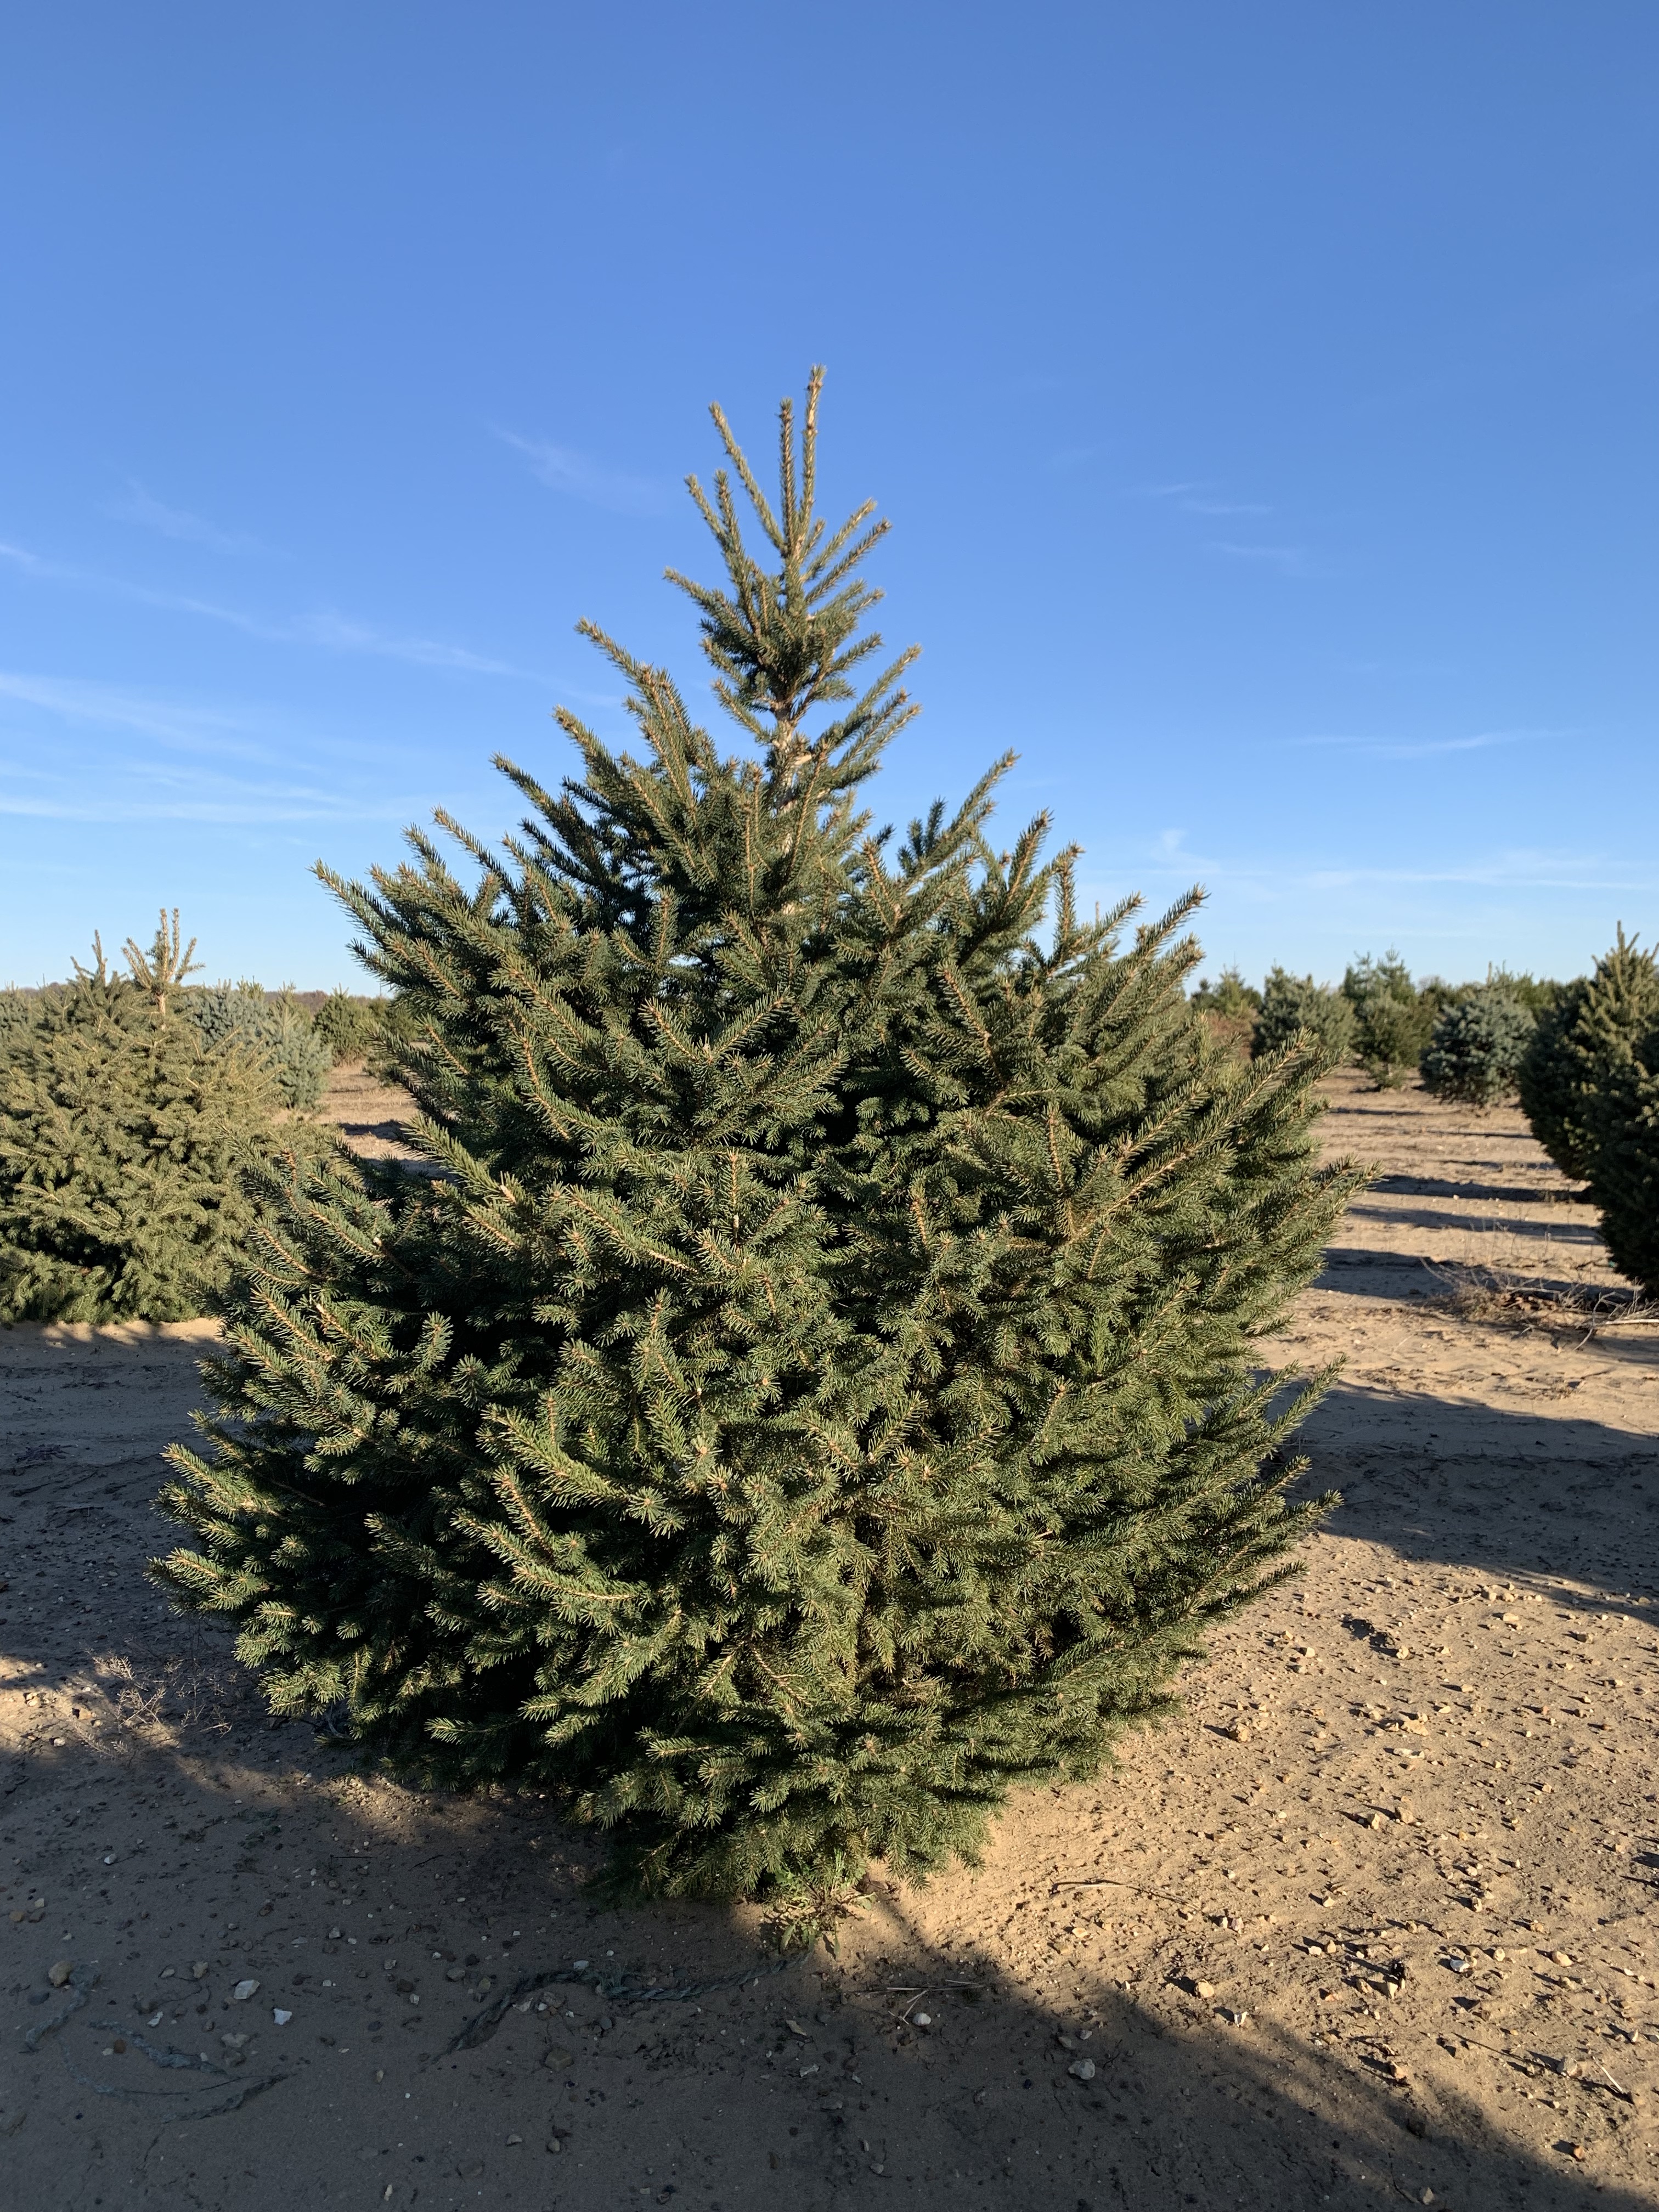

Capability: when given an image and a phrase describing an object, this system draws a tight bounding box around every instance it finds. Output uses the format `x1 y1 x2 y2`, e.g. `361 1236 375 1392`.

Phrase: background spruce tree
1581 1036 1659 1301
1189 966 1261 1059
0 918 302 1323
1514 929 1659 1295
1255 967 1355 1066
1518 932 1658 1184
1342 951 1431 1087
189 981 333 1108
1420 977 1534 1107
156 374 1362 1910
311 987 407 1067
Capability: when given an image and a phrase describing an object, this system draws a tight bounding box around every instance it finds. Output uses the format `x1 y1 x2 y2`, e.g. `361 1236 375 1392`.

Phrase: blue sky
2 3 1655 990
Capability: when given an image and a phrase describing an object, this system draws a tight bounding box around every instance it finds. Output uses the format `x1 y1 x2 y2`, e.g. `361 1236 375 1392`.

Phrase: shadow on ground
4 1310 1657 2208
6 1713 1652 2212
1296 1379 1659 1609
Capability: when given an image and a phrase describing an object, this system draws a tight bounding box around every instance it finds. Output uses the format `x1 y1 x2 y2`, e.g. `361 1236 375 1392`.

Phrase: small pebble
47 1961 71 1989
1194 1981 1216 2000
272 2008 292 2027
232 1979 259 2002
1068 2058 1096 2081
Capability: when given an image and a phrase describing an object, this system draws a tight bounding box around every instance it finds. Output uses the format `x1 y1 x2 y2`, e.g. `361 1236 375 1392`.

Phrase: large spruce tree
157 375 1361 1905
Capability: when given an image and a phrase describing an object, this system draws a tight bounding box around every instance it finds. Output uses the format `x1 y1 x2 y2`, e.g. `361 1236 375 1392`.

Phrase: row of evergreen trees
1194 941 1658 1299
1192 957 1558 1094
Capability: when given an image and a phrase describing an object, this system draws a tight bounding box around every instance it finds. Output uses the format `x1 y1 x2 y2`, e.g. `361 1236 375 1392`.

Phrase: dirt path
3 1072 1656 2210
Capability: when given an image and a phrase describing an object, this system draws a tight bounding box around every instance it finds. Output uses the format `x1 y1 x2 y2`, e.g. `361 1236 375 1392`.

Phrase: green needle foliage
190 981 332 1108
1342 951 1431 1087
1420 980 1534 1107
1518 931 1659 1185
312 989 400 1066
0 924 301 1323
1189 966 1261 1060
1255 968 1355 1066
1517 929 1659 1294
156 374 1363 1906
1584 1059 1659 1301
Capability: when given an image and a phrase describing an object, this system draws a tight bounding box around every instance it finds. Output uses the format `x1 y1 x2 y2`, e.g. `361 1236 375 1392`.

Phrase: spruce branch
121 906 202 1017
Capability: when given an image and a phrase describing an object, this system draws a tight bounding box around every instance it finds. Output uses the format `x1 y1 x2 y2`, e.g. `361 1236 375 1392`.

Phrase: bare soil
3 1068 1657 2210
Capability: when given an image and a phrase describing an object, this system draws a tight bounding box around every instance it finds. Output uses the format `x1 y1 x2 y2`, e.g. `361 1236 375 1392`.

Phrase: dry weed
1423 1257 1651 1342
95 1633 251 1738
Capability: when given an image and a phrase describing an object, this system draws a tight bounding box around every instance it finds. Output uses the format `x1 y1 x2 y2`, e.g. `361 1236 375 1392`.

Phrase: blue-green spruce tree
156 376 1362 1903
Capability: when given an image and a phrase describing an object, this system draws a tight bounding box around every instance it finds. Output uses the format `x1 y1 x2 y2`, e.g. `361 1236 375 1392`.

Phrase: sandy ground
3 1067 1657 2211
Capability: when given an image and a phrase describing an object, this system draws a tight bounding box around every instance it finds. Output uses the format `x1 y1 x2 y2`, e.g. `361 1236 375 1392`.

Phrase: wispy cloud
496 429 669 516
0 536 538 679
1090 833 1649 899
1290 727 1550 761
0 774 377 826
1301 853 1651 894
0 540 61 581
0 670 270 759
103 480 272 556
291 612 527 676
1128 483 1312 570
1137 481 1273 517
1208 539 1310 576
0 665 421 824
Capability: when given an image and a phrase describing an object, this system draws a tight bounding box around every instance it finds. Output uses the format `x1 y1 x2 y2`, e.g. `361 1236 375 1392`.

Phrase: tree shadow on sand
5 1318 1658 2209
1295 1368 1659 1613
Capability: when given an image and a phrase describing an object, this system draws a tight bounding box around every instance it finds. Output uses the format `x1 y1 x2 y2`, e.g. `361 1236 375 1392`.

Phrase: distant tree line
1192 952 1560 1093
1190 937 1659 1296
